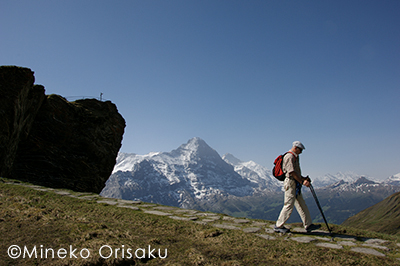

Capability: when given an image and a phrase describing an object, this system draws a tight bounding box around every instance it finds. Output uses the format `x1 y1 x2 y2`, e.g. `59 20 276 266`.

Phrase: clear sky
1 0 399 180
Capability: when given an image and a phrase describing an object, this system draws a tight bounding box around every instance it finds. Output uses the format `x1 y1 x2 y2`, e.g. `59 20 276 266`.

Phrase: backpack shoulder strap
285 151 297 161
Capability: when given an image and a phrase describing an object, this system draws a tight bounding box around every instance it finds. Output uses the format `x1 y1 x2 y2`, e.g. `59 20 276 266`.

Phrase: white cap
292 141 305 150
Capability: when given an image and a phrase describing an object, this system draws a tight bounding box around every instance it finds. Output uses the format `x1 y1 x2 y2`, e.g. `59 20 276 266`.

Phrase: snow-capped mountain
101 137 260 208
100 137 400 223
324 176 382 192
311 172 363 188
222 153 280 192
384 173 400 186
304 176 400 224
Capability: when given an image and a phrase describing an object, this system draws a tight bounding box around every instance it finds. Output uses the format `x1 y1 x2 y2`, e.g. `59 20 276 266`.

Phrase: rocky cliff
0 66 125 193
0 66 46 178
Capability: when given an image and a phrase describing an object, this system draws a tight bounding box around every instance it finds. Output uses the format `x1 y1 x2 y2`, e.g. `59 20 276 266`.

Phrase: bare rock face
0 66 46 177
0 66 125 193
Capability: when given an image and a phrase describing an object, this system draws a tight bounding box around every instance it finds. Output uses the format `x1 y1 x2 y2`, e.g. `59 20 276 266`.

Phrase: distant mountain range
101 137 400 224
221 153 281 192
342 191 400 235
302 176 400 224
101 137 258 209
384 173 400 186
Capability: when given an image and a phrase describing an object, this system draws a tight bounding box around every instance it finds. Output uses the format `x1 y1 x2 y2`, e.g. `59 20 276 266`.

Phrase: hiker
274 141 321 233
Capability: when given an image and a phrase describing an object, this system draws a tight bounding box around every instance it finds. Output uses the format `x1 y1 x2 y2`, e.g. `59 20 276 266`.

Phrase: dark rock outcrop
0 66 125 193
0 66 46 177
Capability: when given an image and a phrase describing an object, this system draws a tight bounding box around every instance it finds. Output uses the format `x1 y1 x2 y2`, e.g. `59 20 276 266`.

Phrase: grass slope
1 178 399 265
342 192 400 235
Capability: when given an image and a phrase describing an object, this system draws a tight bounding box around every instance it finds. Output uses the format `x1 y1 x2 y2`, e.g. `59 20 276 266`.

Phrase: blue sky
1 0 399 179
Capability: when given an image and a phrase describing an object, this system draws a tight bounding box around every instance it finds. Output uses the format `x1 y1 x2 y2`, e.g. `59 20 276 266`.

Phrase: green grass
1 178 400 265
342 192 400 235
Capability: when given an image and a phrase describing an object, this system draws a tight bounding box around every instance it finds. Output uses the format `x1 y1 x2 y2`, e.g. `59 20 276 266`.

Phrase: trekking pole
309 183 332 236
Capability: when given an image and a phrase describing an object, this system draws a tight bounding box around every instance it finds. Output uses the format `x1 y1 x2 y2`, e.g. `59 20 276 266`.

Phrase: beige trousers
276 177 312 229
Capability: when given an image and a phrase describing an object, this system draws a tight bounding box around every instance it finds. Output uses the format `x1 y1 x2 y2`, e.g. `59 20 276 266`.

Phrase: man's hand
291 172 312 187
303 176 311 187
303 179 311 187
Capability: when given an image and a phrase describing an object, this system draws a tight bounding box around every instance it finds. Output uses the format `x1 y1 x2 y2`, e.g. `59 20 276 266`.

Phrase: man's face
295 147 303 155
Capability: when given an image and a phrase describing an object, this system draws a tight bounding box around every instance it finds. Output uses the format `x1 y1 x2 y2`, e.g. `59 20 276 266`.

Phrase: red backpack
272 151 296 181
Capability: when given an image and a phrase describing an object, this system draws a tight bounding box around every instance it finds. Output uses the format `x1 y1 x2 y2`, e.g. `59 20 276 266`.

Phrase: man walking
274 141 321 233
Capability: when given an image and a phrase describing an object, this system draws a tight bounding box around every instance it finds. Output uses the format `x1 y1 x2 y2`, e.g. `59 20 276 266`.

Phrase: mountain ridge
342 191 400 235
111 137 398 189
101 137 400 224
101 138 258 208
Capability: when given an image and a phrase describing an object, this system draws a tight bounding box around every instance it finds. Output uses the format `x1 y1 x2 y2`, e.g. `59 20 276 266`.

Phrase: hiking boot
274 226 290 233
306 224 321 233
